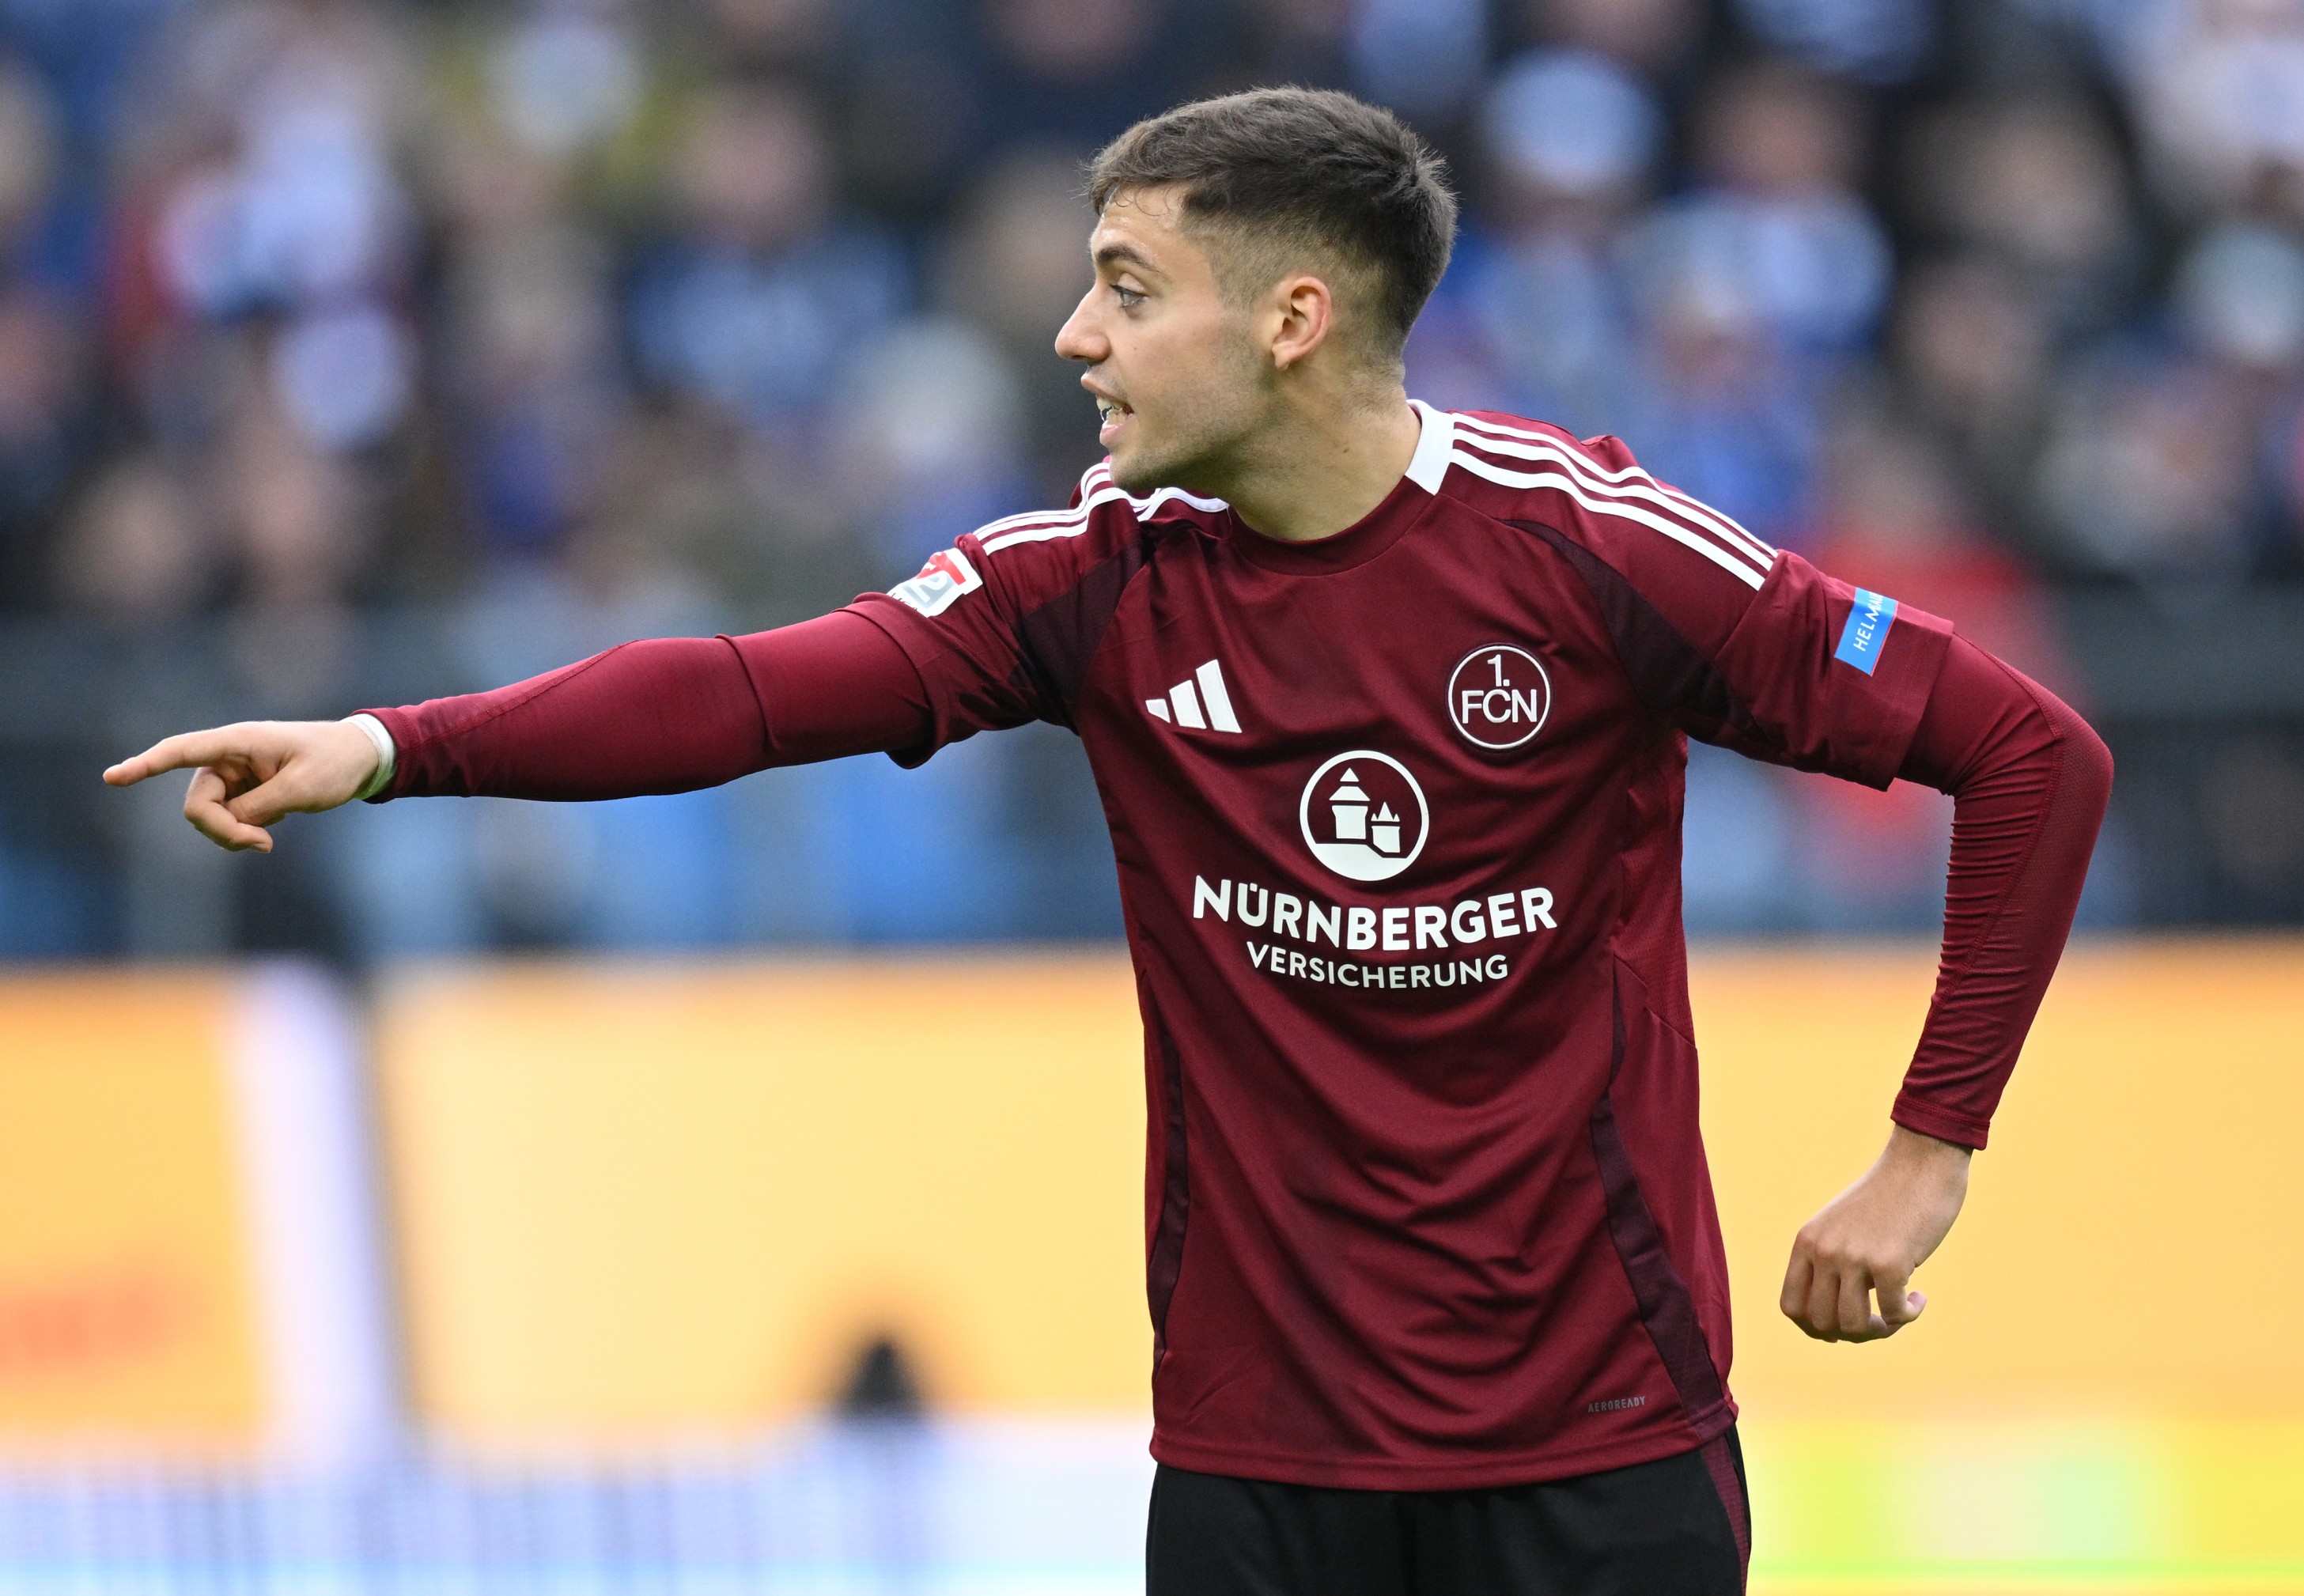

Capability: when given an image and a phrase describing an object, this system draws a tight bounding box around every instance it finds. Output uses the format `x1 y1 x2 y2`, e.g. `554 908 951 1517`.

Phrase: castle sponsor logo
1447 644 1551 751
1193 873 1556 994
1300 751 1428 883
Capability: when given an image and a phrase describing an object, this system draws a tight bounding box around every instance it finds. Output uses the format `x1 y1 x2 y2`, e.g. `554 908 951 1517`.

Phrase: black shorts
1146 1429 1750 1596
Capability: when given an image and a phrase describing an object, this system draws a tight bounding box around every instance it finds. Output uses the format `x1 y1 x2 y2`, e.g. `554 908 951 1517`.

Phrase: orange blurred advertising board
2 944 2292 1451
377 955 1152 1439
0 964 392 1458
376 940 2304 1446
0 972 263 1444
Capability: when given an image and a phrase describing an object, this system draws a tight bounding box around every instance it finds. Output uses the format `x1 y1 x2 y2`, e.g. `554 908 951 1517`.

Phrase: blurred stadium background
0 0 2298 1588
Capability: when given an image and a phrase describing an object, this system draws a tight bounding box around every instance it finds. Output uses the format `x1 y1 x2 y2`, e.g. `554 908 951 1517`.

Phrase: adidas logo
1145 660 1242 734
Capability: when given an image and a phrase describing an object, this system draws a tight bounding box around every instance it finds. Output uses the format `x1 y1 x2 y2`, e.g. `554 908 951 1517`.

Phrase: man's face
1053 186 1267 496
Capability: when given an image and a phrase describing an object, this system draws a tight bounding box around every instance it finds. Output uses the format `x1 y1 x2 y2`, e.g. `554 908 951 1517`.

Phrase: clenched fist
1780 1125 1971 1342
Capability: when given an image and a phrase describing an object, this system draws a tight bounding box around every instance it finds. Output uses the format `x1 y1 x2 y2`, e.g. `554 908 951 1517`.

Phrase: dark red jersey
366 399 2107 1488
849 405 1954 1490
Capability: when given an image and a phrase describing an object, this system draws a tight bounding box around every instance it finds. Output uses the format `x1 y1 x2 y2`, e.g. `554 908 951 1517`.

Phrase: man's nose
1054 288 1104 363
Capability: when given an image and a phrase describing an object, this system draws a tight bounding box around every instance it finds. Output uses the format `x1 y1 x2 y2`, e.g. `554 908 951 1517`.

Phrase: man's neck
1217 393 1424 544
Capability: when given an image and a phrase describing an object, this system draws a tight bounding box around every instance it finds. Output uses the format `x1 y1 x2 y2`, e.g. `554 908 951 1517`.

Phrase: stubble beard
1108 425 1215 497
1104 346 1267 501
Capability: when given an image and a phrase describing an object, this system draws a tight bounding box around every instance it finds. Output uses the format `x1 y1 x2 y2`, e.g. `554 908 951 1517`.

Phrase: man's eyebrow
1092 241 1163 277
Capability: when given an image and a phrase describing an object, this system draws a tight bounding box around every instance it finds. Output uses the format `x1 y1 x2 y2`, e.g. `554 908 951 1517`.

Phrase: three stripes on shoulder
1446 413 1777 592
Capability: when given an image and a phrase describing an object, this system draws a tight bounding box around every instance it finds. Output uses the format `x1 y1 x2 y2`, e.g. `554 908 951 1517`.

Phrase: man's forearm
1892 637 2114 1148
360 610 933 802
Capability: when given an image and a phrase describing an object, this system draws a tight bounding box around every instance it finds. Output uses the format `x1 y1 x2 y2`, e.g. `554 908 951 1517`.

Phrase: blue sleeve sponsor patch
1833 589 1898 675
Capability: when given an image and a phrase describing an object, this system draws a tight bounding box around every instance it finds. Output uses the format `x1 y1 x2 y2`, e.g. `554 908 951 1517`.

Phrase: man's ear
1267 274 1336 371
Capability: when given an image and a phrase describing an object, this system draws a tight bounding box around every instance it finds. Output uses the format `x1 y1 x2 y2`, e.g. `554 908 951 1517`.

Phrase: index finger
104 729 246 787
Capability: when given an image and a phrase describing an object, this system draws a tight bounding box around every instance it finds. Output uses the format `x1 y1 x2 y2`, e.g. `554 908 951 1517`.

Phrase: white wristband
344 714 397 801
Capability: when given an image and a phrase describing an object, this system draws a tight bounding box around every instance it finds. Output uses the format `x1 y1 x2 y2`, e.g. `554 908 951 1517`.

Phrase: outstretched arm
1779 635 2113 1341
361 610 927 800
104 610 932 851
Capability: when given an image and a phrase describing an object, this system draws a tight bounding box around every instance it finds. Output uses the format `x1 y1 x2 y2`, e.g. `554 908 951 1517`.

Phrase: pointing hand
104 720 381 853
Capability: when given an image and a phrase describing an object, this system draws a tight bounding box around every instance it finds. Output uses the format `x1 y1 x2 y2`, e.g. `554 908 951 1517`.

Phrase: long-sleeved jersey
365 403 2112 1489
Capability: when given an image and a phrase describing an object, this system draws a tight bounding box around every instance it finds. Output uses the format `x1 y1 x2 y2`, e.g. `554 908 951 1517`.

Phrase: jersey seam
1023 525 1169 725
1923 663 2070 1016
1149 1422 1708 1487
1220 484 1441 577
842 605 948 763
1480 510 1666 727
387 645 626 758
710 633 775 758
1534 498 1704 1041
1621 948 1700 1050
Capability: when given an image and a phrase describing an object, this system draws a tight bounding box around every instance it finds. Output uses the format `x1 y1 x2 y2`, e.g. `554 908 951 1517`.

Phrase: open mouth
1097 397 1133 443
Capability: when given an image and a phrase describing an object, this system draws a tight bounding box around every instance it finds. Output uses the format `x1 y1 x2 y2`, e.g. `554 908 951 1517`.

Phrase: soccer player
106 89 2111 1595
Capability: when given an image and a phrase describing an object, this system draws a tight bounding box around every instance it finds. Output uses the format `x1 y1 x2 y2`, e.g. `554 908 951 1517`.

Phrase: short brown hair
1088 88 1458 361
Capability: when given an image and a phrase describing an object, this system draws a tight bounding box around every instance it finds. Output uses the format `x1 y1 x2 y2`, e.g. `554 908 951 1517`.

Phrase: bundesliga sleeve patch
1833 588 1898 675
890 547 982 616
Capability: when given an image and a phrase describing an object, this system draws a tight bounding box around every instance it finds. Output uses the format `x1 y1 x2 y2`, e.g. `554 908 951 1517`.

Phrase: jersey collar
1222 400 1452 577
1404 399 1455 494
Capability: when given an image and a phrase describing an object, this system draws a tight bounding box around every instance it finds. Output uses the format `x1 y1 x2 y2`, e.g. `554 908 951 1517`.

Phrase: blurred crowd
7 0 2304 953
9 0 2304 632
